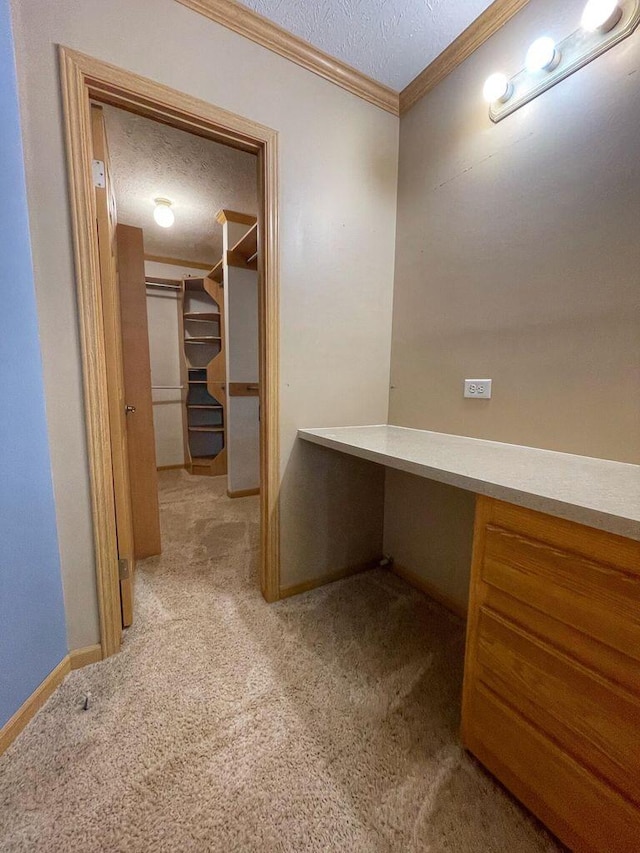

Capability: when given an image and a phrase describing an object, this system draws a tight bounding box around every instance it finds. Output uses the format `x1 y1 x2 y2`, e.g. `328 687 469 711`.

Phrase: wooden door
90 104 136 627
116 224 161 558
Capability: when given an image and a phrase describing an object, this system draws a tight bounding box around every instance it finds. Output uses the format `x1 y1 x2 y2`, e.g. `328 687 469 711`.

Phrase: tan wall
385 0 640 602
384 471 475 613
11 0 398 647
389 0 640 462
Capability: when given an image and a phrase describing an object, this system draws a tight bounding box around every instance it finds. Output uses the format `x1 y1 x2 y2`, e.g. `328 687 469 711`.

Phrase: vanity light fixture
525 37 560 72
153 197 175 228
581 0 623 32
482 72 512 103
485 0 639 122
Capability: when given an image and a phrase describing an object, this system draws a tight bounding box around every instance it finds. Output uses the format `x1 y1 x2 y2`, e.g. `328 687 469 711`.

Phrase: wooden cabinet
462 497 640 853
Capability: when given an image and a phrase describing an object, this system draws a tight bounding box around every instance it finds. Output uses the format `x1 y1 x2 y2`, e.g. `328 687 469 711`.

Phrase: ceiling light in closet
581 0 622 32
153 198 175 228
525 37 560 71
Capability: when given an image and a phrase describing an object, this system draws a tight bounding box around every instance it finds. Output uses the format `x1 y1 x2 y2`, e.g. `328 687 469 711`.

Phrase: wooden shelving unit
181 277 227 477
180 212 259 480
227 222 258 269
209 259 223 283
183 312 220 321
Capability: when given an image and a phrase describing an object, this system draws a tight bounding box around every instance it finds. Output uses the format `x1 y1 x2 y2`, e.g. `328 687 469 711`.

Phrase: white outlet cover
464 379 492 399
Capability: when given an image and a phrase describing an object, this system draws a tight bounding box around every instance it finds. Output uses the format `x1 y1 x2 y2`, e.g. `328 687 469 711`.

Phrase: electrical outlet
464 379 492 399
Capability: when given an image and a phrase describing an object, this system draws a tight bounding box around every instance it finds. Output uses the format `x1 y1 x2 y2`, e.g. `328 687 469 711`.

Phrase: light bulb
581 0 622 32
153 198 174 228
482 73 512 104
526 37 560 72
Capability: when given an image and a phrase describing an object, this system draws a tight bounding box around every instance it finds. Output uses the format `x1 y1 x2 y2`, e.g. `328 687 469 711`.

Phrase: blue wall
0 0 68 728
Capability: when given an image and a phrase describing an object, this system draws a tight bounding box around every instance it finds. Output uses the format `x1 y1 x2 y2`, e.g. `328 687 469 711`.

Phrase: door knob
125 405 136 415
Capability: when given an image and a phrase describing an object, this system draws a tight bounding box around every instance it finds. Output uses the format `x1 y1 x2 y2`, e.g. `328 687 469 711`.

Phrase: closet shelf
229 222 258 267
184 337 222 343
208 259 223 283
187 404 222 409
188 380 208 385
184 313 220 321
188 426 225 433
204 221 258 282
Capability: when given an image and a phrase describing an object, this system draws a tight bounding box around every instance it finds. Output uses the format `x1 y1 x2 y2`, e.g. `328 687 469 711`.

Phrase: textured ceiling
240 0 495 90
102 106 257 264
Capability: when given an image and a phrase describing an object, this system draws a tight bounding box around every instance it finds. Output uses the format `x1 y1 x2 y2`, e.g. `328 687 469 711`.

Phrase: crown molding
175 0 399 115
176 0 530 119
400 0 530 115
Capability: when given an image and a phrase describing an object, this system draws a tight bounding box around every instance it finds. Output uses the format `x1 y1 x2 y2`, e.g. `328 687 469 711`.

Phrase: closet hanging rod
152 384 184 390
246 251 258 264
144 279 182 290
147 276 181 285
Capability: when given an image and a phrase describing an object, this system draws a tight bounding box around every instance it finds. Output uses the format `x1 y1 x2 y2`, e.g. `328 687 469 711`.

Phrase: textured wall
10 0 398 645
385 0 640 603
0 0 67 727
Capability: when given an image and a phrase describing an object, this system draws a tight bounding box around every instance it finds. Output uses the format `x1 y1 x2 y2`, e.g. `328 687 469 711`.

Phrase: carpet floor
0 470 562 852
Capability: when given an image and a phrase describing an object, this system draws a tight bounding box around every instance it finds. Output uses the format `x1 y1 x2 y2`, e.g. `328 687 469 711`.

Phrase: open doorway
94 102 261 630
60 48 280 659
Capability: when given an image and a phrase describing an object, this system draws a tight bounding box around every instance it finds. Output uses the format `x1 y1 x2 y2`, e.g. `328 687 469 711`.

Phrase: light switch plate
464 379 492 399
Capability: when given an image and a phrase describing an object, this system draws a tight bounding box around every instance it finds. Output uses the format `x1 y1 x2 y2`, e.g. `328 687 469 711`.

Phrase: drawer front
481 522 640 662
482 584 640 698
464 683 640 853
463 497 640 853
476 606 640 805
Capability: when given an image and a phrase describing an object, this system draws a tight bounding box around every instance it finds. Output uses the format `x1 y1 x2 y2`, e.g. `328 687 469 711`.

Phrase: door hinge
92 159 106 188
118 558 130 580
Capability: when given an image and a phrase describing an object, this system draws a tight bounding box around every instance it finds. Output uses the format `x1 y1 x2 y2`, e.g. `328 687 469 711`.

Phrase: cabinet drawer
481 522 640 661
476 606 640 806
463 497 640 853
482 584 640 697
465 682 640 853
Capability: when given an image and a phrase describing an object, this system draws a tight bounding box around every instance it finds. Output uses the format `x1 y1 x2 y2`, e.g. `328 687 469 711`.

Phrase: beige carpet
0 470 562 852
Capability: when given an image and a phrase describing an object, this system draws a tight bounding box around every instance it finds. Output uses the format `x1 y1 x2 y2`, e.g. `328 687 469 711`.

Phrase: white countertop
298 425 640 541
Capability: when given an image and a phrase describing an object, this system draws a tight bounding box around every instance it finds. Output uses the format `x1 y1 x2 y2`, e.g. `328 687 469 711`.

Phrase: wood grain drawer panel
481 498 640 573
464 683 640 853
463 497 640 851
476 606 640 805
482 525 640 660
483 585 640 695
